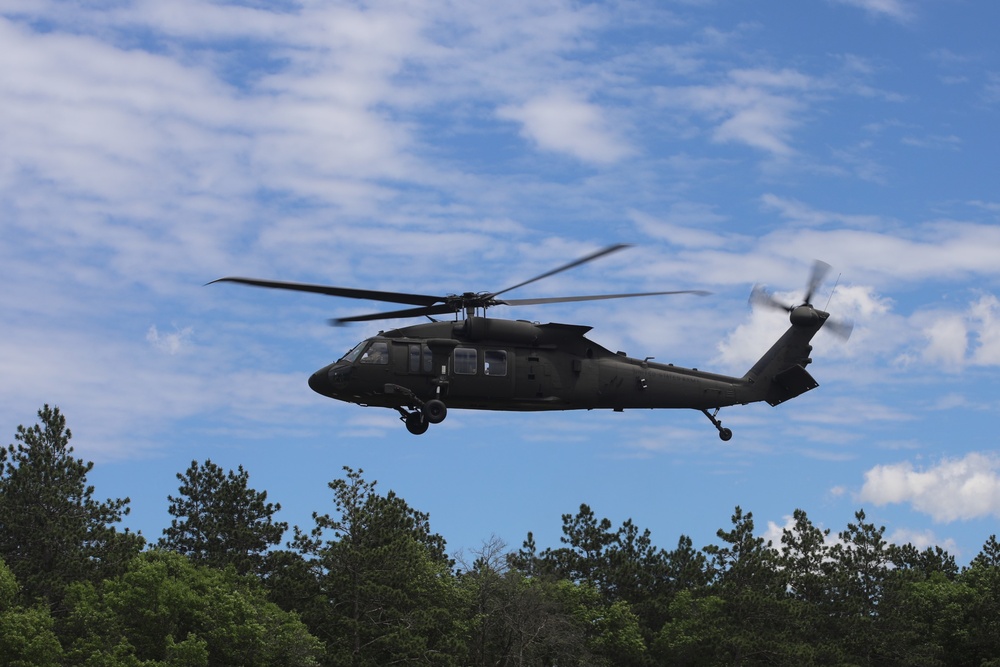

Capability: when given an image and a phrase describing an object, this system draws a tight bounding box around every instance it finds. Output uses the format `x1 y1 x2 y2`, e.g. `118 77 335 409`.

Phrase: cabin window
360 341 388 364
484 350 507 376
408 344 433 373
454 347 477 375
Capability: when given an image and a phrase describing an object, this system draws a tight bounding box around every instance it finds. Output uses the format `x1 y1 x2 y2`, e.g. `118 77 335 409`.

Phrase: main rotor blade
502 289 711 307
208 277 443 307
331 303 459 325
488 244 631 300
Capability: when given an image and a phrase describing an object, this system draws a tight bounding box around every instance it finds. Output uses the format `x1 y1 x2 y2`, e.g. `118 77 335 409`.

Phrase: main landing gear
701 408 733 442
403 410 429 435
388 384 448 435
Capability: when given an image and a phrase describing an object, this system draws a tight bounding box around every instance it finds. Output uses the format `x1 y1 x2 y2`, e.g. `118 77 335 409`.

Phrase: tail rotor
750 260 853 341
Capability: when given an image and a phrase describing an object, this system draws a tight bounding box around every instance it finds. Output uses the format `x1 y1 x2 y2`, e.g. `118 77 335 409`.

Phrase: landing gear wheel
423 399 447 424
405 412 429 435
701 408 733 442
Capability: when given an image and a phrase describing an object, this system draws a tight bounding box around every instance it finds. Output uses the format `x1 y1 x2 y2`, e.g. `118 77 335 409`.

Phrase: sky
3 0 1000 565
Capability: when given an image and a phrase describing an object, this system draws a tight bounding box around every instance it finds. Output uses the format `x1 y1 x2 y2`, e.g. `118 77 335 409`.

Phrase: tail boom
741 308 829 406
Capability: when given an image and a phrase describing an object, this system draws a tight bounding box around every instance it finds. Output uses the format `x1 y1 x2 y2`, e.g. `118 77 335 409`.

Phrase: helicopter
210 245 851 439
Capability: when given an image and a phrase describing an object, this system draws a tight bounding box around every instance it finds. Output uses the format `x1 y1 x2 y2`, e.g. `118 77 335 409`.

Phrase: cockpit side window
359 341 389 364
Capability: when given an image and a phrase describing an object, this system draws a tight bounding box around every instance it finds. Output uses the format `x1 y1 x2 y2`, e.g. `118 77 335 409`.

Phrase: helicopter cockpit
309 338 385 399
341 339 388 365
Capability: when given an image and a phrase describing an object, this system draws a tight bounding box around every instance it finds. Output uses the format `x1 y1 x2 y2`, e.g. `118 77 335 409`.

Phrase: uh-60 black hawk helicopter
211 245 851 440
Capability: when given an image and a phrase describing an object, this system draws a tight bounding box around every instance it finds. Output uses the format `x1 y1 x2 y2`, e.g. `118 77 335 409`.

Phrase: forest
2 405 999 666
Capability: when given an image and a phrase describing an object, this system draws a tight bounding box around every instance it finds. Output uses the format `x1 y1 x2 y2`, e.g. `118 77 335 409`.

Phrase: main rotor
210 244 710 325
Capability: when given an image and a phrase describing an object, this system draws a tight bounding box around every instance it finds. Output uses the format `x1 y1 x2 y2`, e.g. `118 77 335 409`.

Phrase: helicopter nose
309 362 351 397
308 365 335 397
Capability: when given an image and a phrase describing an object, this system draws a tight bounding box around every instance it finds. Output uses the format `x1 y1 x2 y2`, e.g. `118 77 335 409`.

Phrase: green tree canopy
281 466 462 666
0 405 144 605
0 557 63 667
159 459 288 576
60 550 322 667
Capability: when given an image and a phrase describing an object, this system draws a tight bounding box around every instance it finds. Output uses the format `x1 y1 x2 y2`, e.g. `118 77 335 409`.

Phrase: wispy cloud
497 90 634 164
663 69 815 157
829 0 915 23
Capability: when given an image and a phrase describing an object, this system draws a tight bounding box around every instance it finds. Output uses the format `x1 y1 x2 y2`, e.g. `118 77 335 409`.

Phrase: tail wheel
701 408 733 441
423 399 447 424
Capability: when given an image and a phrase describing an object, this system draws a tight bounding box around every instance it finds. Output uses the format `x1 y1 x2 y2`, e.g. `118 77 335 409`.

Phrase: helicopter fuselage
308 316 768 416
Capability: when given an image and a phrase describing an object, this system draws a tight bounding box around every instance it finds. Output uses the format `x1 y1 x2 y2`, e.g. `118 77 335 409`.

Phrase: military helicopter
210 245 850 439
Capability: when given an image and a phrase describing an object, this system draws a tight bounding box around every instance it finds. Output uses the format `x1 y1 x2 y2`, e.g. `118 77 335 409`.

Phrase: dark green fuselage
308 313 825 414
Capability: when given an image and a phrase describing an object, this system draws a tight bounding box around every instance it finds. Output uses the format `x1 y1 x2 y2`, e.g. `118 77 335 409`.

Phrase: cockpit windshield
340 339 389 365
341 340 368 363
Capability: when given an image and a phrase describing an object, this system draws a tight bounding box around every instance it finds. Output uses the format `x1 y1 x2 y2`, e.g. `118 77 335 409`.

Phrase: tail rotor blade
804 260 832 305
825 317 854 341
749 284 793 312
751 260 852 343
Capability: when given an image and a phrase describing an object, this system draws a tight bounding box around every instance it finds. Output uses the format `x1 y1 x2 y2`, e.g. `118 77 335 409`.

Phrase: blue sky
3 0 1000 563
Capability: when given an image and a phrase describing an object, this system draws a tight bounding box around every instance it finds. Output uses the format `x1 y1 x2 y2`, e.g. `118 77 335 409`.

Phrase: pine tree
159 459 288 576
0 405 143 605
288 466 461 666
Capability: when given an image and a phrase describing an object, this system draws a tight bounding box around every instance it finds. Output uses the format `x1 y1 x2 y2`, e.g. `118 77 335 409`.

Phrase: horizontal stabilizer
766 365 818 406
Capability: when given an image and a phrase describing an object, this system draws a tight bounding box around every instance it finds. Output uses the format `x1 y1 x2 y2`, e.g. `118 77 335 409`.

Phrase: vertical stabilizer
742 307 829 406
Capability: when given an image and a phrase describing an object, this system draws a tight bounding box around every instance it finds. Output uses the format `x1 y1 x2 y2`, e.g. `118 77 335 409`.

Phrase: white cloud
760 193 885 229
714 101 799 156
828 284 890 319
830 0 914 22
714 307 790 371
497 90 633 164
887 527 958 554
904 296 1000 371
970 295 1000 365
920 314 968 369
146 325 194 355
0 18 244 203
900 134 962 150
750 220 1000 287
859 453 1000 522
629 206 730 248
762 514 842 552
664 68 815 157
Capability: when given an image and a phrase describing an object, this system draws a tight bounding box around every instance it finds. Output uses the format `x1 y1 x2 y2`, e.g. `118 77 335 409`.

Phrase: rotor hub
790 305 827 327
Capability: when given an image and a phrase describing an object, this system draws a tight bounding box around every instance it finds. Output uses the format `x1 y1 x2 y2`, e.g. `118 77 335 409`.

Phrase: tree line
2 405 999 666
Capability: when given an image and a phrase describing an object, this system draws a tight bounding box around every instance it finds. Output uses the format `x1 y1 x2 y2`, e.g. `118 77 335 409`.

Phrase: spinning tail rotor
750 260 853 341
